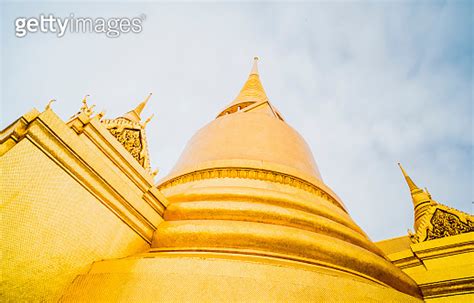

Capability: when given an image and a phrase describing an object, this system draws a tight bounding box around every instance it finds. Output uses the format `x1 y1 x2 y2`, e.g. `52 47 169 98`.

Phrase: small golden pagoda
1 58 472 302
376 164 473 301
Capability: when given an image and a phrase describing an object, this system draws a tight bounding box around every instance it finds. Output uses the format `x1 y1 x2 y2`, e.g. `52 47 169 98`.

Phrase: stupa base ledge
60 251 423 302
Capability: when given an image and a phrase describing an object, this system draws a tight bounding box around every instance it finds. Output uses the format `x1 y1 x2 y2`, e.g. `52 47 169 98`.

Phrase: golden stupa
1 58 472 302
60 58 422 301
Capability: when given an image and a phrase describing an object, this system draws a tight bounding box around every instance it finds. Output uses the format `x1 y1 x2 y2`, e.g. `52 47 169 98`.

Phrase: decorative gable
412 205 474 243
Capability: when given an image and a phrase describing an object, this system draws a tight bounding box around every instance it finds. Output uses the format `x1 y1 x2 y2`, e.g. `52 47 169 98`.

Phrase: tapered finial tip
250 57 259 75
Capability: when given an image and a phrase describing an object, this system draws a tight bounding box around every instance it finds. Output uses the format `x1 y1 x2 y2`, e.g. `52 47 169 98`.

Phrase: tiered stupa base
62 252 421 302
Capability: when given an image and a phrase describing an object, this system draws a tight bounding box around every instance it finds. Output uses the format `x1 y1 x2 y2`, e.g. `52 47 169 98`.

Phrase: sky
1 1 472 241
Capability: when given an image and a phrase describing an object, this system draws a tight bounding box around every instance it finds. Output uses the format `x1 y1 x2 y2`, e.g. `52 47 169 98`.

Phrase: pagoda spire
122 93 152 122
233 56 268 104
398 163 433 231
398 163 419 192
250 56 259 75
215 57 285 120
217 57 270 117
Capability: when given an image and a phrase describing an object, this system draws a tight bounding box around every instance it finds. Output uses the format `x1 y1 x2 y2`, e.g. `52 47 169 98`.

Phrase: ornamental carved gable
100 117 151 171
109 127 144 166
412 204 474 243
425 208 474 241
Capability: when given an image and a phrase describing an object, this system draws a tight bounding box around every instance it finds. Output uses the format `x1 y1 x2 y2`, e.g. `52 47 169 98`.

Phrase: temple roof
398 163 474 243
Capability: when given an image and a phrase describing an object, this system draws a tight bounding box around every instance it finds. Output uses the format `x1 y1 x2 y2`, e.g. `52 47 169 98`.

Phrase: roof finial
250 56 259 75
135 93 152 117
81 95 90 111
398 163 419 192
143 114 154 127
96 110 106 120
121 93 153 122
45 99 56 110
79 94 95 117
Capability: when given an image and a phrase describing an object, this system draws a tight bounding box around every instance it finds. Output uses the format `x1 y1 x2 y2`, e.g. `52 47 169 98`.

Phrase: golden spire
122 93 152 122
398 163 419 192
217 57 269 117
134 93 152 116
398 163 433 232
233 57 268 104
250 56 259 75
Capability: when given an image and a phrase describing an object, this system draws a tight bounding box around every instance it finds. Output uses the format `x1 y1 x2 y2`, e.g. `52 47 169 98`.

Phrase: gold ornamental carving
99 93 154 172
425 208 474 241
109 127 144 166
159 167 346 212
